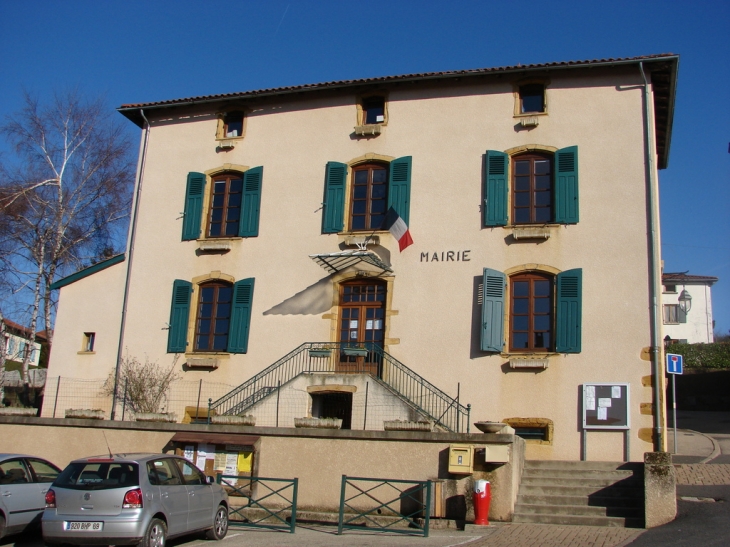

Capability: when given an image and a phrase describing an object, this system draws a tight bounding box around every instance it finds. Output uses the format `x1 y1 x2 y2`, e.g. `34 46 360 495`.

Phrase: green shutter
484 151 508 226
239 166 263 237
554 146 579 224
167 280 192 353
481 268 506 352
322 162 347 233
228 278 255 354
182 172 206 240
556 268 582 353
387 156 412 226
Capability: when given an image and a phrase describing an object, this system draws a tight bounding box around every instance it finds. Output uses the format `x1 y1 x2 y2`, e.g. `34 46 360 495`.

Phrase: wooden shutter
182 172 206 240
481 268 506 352
554 146 579 224
239 166 263 237
322 162 347 233
387 156 413 226
167 280 192 353
556 268 582 353
484 151 508 226
228 278 255 354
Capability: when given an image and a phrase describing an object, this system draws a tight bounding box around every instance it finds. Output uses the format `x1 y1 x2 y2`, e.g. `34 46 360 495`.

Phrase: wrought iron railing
209 342 470 432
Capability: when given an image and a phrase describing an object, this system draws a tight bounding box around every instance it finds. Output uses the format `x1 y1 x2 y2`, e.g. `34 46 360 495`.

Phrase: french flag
382 207 413 252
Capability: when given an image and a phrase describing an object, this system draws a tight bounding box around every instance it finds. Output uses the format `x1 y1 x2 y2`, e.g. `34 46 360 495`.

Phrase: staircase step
513 512 644 528
522 468 640 480
518 484 644 497
520 476 642 488
515 503 644 518
524 460 642 472
517 494 644 507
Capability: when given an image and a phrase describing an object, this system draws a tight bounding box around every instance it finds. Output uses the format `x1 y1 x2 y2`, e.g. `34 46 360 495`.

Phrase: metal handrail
209 342 470 432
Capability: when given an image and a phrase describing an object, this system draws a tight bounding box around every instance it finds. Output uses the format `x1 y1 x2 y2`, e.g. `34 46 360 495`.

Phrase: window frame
348 162 389 232
194 280 233 353
509 272 554 353
206 171 244 239
511 152 554 225
215 110 246 140
513 79 549 117
357 94 388 126
663 304 680 325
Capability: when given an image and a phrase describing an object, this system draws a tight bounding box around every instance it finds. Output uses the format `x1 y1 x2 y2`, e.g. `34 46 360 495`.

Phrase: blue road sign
667 353 683 375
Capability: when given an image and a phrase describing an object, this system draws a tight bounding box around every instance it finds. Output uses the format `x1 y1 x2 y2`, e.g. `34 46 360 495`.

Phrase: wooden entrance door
338 280 385 376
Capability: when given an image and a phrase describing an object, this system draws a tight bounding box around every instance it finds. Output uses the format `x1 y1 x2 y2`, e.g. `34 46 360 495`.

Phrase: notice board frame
581 383 630 461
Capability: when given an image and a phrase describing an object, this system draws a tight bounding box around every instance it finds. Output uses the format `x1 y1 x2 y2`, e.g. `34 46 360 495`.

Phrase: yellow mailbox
448 444 474 474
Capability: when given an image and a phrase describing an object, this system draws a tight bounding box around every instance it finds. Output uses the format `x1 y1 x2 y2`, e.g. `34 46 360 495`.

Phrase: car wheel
205 505 228 540
140 518 166 547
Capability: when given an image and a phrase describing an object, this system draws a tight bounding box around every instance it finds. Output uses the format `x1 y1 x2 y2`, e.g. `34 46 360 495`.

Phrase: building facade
46 55 679 461
662 272 718 344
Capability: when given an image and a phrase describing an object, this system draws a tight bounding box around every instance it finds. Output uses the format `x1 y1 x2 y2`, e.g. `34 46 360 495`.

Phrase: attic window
519 84 545 114
362 97 385 124
224 112 244 138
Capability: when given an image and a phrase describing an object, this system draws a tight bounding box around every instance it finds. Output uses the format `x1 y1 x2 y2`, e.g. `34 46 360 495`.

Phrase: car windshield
54 461 139 490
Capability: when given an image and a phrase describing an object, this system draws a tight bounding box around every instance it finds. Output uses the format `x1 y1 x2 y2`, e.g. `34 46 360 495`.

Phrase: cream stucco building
46 54 679 462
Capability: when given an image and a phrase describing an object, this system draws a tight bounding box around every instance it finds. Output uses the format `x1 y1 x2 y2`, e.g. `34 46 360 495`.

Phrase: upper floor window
510 272 553 351
483 147 578 227
350 163 388 231
518 84 545 114
663 304 686 325
223 112 244 138
182 168 263 241
513 153 552 224
195 281 232 352
361 96 386 125
322 157 412 235
208 173 243 237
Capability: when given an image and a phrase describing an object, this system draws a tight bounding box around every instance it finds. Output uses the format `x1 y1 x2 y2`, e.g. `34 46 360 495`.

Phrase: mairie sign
666 353 683 375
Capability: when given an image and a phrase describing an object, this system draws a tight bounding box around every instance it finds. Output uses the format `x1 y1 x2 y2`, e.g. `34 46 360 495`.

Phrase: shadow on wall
263 277 333 316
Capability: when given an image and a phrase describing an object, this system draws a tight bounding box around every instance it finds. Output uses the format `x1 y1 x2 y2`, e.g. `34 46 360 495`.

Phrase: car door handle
2 492 11 497
188 492 194 496
161 492 168 499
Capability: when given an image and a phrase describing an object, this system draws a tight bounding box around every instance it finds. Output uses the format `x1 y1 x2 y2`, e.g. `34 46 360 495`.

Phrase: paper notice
214 451 227 470
224 453 238 476
586 397 596 411
183 445 195 462
598 398 612 408
586 385 595 398
366 320 373 329
612 385 621 398
597 407 608 420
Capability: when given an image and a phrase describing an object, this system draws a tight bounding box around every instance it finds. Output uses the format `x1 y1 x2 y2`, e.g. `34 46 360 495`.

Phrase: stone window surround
512 78 550 118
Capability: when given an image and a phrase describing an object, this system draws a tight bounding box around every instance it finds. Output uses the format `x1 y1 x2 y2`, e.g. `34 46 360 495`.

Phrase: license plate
64 521 103 531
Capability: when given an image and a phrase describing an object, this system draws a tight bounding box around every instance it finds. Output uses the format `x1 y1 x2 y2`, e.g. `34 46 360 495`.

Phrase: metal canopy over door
338 280 385 376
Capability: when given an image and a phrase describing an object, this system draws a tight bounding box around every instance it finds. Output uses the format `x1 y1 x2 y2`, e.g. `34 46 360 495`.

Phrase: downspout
639 62 664 451
110 110 150 419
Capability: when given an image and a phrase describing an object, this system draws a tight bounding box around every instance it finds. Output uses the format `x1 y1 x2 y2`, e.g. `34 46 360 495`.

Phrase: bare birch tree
0 91 134 401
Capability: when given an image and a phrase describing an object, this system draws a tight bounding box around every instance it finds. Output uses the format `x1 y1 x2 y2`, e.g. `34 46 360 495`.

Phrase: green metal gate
337 475 431 537
218 475 298 533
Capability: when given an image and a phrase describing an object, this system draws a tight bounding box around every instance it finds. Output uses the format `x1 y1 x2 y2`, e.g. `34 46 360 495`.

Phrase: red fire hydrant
473 479 491 525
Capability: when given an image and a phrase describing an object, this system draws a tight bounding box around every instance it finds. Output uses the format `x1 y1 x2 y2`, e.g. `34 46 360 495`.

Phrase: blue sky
1 0 728 334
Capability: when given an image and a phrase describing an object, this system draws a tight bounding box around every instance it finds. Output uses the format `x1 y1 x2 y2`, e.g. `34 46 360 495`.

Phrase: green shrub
666 342 730 370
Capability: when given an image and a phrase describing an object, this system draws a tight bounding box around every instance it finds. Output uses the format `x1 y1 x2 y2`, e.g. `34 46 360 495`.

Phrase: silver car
0 453 62 538
42 453 228 547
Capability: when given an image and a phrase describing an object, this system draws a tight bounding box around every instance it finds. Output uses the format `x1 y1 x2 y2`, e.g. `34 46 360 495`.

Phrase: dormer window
518 84 545 114
362 97 386 124
224 111 244 137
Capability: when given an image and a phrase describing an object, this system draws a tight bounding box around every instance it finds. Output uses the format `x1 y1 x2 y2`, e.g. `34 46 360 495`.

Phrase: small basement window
519 84 545 114
503 417 553 444
513 426 548 440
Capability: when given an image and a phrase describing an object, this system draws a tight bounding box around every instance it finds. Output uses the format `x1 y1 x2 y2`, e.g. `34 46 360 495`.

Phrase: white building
662 272 718 344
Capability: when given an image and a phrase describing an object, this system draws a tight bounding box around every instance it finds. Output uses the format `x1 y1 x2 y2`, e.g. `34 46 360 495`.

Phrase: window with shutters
182 167 263 241
322 156 412 235
480 267 582 355
483 147 578 227
167 277 255 354
663 304 682 325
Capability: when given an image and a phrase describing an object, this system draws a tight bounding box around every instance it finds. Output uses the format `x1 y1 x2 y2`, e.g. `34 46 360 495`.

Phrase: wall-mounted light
678 288 692 315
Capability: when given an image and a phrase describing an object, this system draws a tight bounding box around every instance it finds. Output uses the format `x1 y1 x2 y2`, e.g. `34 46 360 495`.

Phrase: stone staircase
513 460 645 528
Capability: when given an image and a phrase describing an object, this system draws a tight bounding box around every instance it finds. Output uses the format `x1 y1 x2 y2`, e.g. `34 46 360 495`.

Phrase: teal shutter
167 280 192 353
481 268 506 352
387 156 412 226
484 151 508 226
554 146 579 224
556 269 582 353
182 172 206 240
322 162 347 233
228 278 255 354
239 166 263 237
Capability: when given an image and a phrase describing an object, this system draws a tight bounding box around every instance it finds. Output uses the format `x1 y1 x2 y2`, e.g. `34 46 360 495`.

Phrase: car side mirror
206 476 216 485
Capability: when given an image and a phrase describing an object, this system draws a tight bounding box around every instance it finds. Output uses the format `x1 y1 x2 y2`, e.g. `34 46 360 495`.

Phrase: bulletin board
582 383 630 430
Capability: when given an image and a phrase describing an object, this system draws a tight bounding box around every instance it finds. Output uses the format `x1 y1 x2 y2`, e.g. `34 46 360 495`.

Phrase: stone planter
211 415 256 426
383 420 433 432
65 408 105 420
343 347 368 357
0 407 37 417
135 412 177 423
308 348 332 358
474 421 507 433
294 417 342 429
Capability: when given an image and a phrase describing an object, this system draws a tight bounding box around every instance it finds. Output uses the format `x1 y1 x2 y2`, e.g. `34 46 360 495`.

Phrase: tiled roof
117 53 678 168
663 272 719 284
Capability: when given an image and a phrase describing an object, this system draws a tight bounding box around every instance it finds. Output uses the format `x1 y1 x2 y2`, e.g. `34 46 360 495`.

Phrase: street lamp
678 288 692 315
